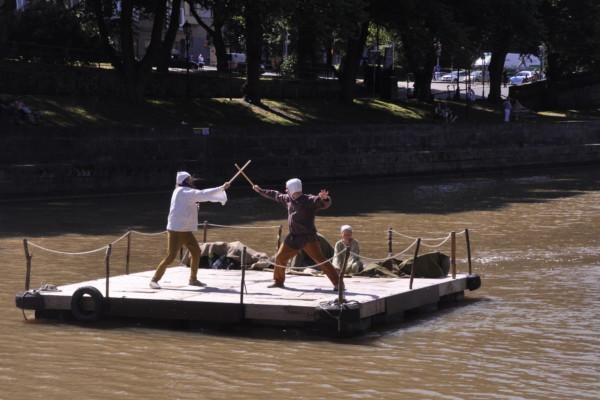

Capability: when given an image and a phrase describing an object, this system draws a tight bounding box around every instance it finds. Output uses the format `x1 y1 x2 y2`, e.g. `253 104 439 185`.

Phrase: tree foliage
3 0 598 104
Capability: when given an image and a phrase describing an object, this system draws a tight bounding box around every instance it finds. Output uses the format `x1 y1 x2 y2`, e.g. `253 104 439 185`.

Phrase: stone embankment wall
2 122 600 197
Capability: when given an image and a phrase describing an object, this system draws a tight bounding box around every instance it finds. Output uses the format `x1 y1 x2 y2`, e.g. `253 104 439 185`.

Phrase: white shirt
166 185 227 232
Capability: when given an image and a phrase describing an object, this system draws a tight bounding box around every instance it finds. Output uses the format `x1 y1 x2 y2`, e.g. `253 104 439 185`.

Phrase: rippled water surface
1 167 599 399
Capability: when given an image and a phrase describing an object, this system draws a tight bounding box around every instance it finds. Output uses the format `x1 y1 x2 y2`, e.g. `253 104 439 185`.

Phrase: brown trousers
274 240 339 287
152 230 200 282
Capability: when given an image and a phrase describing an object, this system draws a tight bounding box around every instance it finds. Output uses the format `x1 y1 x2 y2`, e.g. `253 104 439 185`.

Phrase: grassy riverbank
2 93 599 129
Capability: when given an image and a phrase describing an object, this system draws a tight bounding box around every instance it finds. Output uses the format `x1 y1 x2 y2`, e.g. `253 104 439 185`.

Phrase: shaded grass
6 95 435 128
3 93 598 129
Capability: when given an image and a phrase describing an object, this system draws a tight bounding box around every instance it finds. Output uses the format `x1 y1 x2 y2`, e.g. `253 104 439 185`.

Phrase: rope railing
27 241 109 256
390 229 466 242
205 223 281 229
20 224 473 299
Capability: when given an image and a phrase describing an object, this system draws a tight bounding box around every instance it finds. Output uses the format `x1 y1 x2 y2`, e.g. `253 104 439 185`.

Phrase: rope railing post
409 238 421 290
240 246 247 307
23 239 32 291
125 231 131 275
451 231 456 279
203 220 208 243
387 227 393 257
465 228 472 275
338 246 350 304
105 244 112 300
276 225 282 251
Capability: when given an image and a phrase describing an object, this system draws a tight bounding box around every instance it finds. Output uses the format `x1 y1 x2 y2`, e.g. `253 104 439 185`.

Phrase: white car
440 70 468 83
509 70 534 85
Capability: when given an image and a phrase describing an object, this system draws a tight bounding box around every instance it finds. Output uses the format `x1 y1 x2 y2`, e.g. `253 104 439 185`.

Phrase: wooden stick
234 162 256 187
451 231 456 279
125 231 131 275
338 246 351 305
23 239 32 291
228 159 251 184
105 243 112 300
465 228 472 275
409 238 421 290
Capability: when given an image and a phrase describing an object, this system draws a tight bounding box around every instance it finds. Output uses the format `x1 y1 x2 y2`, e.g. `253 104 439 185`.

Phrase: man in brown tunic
253 178 341 290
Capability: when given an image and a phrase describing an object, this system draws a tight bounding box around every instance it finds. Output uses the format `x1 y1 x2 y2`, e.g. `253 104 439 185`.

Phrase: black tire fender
70 286 105 322
466 274 481 291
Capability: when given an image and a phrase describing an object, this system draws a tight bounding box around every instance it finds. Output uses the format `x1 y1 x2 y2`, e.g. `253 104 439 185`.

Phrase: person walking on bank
252 178 341 290
150 171 230 289
503 96 512 123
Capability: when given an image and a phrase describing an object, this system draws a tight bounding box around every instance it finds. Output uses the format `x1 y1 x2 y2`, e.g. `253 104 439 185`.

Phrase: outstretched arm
318 189 332 209
253 185 287 204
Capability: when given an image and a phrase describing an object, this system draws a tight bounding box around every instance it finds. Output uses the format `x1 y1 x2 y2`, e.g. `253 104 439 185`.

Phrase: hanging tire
70 286 105 322
466 274 481 291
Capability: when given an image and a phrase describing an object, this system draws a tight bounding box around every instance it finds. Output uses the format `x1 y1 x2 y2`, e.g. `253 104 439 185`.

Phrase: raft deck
17 266 480 335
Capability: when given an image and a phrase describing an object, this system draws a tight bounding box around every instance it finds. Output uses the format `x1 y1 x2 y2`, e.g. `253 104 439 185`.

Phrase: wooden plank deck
18 266 476 335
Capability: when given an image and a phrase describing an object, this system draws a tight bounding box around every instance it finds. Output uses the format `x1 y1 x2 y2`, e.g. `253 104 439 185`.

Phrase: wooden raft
17 266 479 335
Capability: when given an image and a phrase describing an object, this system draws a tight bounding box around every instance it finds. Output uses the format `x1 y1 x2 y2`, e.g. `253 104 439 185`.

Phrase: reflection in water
1 167 599 399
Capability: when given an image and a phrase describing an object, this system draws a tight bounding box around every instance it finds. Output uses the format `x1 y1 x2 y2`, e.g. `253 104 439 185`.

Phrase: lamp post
183 22 192 99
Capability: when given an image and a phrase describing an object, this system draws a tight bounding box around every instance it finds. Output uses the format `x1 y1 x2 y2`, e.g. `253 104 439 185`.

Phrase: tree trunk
487 50 507 103
157 0 182 74
91 0 173 103
295 5 317 79
243 0 263 103
339 21 369 104
188 0 229 73
213 26 228 72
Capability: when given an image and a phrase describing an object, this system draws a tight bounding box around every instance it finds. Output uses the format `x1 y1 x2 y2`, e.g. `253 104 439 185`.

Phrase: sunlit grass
538 111 567 118
355 98 427 120
6 92 597 129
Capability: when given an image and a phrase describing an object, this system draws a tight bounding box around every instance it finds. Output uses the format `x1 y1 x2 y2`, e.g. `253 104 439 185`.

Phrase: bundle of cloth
356 251 451 278
181 241 270 270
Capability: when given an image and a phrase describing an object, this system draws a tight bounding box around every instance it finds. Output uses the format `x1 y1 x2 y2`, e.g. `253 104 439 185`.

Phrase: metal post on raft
203 220 208 243
23 239 32 291
409 238 421 290
240 246 247 305
338 246 350 304
276 225 282 251
105 244 112 300
125 231 131 275
465 229 472 275
387 227 393 257
451 231 456 279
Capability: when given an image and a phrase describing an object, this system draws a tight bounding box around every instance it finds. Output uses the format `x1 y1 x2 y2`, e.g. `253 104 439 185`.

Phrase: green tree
89 0 182 101
186 0 241 73
377 0 466 102
540 0 600 80
477 0 542 102
6 1 102 64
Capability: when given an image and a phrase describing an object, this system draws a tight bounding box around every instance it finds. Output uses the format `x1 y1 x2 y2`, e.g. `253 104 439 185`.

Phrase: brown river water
1 167 599 400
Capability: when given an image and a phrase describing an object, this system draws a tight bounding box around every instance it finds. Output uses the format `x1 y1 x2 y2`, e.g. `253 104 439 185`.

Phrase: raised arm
253 185 288 204
317 189 332 209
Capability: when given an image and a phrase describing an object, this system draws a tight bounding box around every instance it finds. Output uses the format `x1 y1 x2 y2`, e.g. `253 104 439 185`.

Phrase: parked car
509 70 534 85
440 70 468 83
168 55 199 70
469 70 488 82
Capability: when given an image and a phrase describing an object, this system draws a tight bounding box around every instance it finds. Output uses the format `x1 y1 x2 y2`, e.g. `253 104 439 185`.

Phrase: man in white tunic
150 171 230 289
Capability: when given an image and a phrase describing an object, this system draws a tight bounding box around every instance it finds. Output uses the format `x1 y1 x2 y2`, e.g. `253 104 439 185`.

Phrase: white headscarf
176 171 191 185
286 178 302 194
